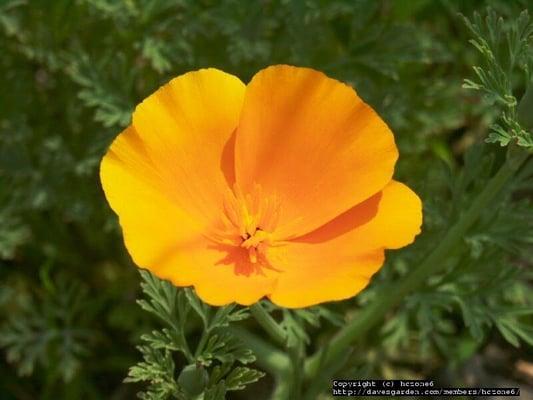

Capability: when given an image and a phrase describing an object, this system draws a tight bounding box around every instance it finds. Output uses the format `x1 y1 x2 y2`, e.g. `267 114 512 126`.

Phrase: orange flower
100 65 422 308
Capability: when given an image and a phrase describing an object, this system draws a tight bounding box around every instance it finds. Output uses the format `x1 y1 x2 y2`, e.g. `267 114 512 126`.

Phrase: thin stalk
194 330 209 358
303 348 354 400
250 303 287 346
288 343 304 399
169 319 194 362
271 377 292 400
228 326 290 376
304 147 529 381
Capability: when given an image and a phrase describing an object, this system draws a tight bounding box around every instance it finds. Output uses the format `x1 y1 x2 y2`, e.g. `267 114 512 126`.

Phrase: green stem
303 348 354 400
194 330 209 359
271 377 292 400
250 303 287 346
288 344 304 399
228 326 290 376
304 147 529 381
169 320 194 362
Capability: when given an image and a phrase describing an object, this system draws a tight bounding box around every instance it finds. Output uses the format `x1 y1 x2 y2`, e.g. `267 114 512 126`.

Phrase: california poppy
100 65 422 308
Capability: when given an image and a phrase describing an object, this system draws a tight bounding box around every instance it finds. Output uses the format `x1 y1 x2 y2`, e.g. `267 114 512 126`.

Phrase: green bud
177 364 208 397
517 82 533 131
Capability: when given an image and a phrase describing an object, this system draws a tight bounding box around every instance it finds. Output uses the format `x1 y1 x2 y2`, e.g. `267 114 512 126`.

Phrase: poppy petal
268 247 384 308
293 180 423 249
100 126 204 270
101 69 247 289
131 68 246 225
266 181 421 307
162 242 278 306
101 126 276 306
235 65 398 239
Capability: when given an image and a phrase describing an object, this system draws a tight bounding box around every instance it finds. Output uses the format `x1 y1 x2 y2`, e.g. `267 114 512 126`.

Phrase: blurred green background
1 0 532 399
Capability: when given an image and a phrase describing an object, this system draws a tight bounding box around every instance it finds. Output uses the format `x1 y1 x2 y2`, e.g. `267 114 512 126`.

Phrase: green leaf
462 9 533 148
0 274 96 383
204 381 226 400
225 367 265 391
199 332 255 365
129 271 262 398
125 346 183 400
184 288 210 328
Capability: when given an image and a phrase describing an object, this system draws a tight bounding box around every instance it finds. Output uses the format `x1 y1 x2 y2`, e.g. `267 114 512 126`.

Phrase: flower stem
250 303 287 346
304 146 529 381
228 326 290 376
288 342 304 399
271 377 292 399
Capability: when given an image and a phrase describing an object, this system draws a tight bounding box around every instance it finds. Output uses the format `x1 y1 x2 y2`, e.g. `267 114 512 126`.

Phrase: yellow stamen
248 247 258 263
213 184 280 264
241 229 270 249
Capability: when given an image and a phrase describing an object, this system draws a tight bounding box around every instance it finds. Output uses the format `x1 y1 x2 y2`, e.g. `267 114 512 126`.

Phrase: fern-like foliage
356 136 533 379
125 270 264 399
339 9 533 382
462 9 533 147
0 275 97 382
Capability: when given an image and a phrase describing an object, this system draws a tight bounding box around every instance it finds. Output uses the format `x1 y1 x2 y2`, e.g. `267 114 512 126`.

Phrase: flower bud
178 364 208 397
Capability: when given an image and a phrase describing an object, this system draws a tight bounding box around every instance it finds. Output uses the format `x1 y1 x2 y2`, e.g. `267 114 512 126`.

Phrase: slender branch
303 348 354 400
228 326 290 376
168 314 195 362
250 303 287 346
288 343 304 399
271 377 292 400
304 146 529 381
194 330 209 359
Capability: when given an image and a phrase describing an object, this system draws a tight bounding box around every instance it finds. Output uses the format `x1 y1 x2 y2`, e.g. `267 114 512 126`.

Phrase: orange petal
131 68 245 225
266 181 422 308
101 126 277 306
100 126 204 271
161 242 278 306
235 65 398 239
268 246 384 308
101 69 274 304
294 180 423 250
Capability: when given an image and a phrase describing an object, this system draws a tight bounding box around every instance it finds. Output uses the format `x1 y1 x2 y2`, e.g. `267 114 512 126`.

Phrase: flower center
210 184 280 264
240 228 270 263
